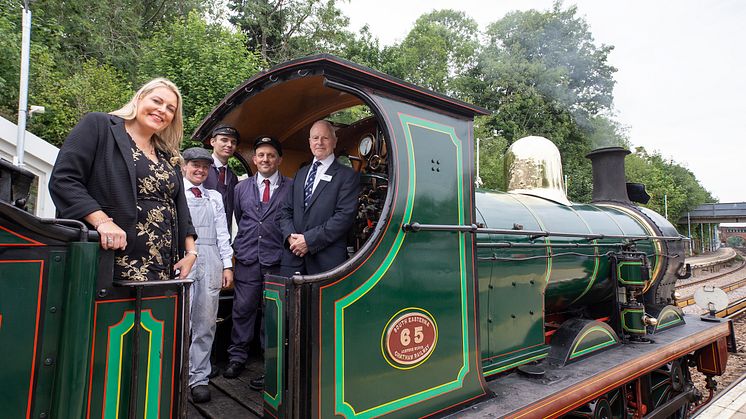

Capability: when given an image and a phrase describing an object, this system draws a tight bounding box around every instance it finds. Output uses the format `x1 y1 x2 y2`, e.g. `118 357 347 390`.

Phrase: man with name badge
279 120 360 276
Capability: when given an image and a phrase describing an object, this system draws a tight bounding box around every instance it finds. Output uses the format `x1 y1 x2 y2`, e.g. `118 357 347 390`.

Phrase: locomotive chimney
585 146 631 204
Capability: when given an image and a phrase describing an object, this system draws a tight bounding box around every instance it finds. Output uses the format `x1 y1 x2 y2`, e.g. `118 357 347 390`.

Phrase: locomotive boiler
0 54 734 419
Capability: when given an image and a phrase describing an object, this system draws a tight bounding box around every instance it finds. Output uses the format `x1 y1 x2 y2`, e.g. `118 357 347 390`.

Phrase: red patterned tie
262 179 270 203
190 187 202 198
218 166 226 185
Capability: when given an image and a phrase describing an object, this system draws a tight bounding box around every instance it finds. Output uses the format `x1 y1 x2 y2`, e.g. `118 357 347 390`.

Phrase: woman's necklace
134 138 157 160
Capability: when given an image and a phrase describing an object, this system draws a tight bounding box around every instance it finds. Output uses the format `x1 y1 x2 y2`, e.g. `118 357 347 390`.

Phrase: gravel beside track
691 316 746 405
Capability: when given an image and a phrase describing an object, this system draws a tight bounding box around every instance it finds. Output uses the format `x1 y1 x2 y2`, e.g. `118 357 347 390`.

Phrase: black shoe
249 375 265 391
208 365 221 379
191 385 211 403
223 361 245 379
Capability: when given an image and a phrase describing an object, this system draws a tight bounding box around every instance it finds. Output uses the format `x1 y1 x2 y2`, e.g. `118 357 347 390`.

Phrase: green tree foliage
25 61 125 147
0 7 25 119
484 3 616 119
27 60 132 147
25 0 206 78
464 2 621 201
139 12 263 146
727 236 745 248
227 0 350 64
387 10 479 95
625 147 714 224
0 5 130 148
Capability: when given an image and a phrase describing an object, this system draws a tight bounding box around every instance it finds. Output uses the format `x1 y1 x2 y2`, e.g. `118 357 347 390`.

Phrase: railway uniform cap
182 147 214 163
253 136 283 156
211 124 241 143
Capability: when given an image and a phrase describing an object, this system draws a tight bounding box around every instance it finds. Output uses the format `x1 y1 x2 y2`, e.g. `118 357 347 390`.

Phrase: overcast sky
340 0 745 203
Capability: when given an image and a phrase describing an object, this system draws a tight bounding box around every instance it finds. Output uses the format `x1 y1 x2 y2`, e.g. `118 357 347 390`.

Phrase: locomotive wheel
565 397 613 419
564 388 627 419
670 360 685 392
650 360 691 418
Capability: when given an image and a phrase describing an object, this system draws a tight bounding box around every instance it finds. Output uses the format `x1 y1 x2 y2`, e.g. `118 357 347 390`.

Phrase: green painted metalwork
86 297 177 419
315 98 485 418
476 192 549 372
475 191 661 373
621 308 646 334
483 347 549 377
101 310 163 418
32 251 68 419
655 306 685 331
0 259 44 419
569 326 618 359
617 261 645 286
53 241 99 419
331 114 471 417
263 287 284 411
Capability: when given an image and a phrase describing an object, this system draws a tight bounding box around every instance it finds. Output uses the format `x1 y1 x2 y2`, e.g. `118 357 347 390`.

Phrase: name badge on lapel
320 174 333 182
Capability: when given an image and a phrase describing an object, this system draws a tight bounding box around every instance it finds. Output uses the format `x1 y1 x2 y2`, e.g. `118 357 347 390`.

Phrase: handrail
402 222 688 242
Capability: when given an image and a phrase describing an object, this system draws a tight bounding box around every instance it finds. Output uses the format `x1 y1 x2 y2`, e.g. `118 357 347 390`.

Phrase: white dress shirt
256 171 281 200
306 153 336 194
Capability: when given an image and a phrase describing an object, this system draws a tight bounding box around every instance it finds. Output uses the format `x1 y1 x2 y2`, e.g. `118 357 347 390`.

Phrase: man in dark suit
224 136 291 384
203 124 240 233
279 120 360 276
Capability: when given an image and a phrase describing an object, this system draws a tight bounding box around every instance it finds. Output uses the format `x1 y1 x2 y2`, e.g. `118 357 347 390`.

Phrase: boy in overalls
182 147 234 403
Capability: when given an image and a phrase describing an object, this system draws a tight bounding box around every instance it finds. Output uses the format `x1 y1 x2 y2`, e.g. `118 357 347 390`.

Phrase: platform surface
447 316 732 418
696 374 746 418
688 247 737 267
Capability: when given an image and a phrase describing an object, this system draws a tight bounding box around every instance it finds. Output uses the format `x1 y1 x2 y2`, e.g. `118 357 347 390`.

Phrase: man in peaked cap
224 136 291 391
203 124 240 234
182 147 234 403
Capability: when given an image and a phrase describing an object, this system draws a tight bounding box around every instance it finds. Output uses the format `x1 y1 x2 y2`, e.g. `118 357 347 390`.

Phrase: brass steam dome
505 136 571 205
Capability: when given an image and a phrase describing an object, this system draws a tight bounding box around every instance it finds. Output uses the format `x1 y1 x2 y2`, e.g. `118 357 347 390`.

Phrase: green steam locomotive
1 55 733 418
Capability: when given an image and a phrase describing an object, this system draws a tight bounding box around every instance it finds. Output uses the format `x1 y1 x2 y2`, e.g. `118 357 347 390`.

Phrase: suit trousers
227 260 279 363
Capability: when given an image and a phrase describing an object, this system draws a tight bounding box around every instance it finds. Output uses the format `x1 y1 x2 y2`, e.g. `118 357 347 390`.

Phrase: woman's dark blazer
49 112 196 255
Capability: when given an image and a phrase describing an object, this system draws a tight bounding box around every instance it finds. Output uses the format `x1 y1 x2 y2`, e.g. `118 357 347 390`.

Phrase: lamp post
15 0 32 167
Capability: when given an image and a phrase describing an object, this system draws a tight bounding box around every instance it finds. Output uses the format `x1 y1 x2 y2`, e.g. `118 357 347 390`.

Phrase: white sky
340 0 746 203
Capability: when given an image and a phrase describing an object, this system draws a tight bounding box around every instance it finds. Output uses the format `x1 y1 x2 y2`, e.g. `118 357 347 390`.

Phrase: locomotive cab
196 70 391 258
195 54 491 417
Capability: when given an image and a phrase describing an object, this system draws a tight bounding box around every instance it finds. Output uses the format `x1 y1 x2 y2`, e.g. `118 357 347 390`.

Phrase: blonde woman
50 78 198 281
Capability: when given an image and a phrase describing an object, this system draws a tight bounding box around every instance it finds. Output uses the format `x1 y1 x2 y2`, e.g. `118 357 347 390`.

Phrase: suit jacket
279 159 360 275
49 112 196 255
233 173 291 267
204 161 238 231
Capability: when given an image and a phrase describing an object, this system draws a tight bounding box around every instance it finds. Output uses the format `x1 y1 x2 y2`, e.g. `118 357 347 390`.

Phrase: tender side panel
85 297 177 419
0 258 45 419
263 278 286 417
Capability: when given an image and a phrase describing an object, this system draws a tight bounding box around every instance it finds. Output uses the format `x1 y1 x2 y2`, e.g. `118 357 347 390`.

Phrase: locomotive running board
445 316 732 418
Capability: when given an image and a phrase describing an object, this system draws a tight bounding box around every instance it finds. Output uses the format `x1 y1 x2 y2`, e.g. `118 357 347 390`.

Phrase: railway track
676 255 746 310
676 259 746 297
716 296 746 319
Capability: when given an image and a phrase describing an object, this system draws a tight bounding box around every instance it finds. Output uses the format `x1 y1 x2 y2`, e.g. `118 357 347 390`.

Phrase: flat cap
211 124 240 142
253 136 283 156
182 147 213 162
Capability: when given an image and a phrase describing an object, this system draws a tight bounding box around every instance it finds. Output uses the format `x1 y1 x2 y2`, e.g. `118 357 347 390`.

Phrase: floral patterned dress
114 143 179 281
